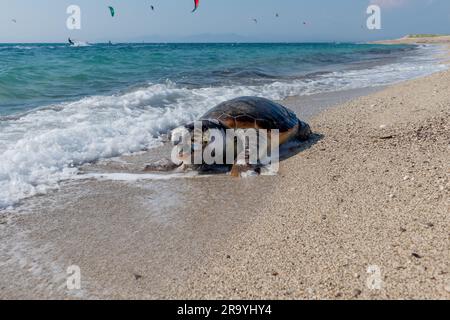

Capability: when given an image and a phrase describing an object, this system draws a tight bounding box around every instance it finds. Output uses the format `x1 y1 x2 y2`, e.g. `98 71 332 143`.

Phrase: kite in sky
276 13 279 18
150 5 155 11
108 6 115 17
252 18 258 24
11 19 17 23
192 0 199 13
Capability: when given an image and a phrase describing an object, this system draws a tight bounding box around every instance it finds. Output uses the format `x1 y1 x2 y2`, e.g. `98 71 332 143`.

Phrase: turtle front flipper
230 163 261 177
230 142 262 177
230 163 242 177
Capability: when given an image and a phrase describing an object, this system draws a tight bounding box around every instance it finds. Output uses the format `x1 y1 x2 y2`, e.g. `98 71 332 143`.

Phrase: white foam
77 171 204 181
0 45 447 208
70 41 91 47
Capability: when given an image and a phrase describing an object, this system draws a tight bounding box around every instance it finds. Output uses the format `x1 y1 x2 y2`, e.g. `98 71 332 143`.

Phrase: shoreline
371 35 450 45
0 42 447 210
75 85 384 176
1 67 449 299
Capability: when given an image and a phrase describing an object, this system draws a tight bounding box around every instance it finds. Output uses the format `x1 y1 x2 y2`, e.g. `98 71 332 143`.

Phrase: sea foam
0 45 447 208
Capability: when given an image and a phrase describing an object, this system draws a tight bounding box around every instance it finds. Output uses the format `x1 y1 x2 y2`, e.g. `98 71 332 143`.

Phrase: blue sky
0 0 449 42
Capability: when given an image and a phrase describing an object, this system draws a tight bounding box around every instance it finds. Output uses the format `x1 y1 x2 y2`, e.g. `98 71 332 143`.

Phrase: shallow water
0 42 447 208
0 42 435 115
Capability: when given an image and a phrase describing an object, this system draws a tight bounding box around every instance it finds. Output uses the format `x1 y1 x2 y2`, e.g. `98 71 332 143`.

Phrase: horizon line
0 40 387 45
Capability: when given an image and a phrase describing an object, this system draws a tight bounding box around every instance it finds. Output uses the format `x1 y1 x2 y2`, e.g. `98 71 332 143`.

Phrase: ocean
0 42 447 208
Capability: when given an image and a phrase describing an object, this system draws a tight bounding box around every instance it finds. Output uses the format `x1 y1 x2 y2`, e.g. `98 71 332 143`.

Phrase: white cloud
370 0 435 8
370 0 408 8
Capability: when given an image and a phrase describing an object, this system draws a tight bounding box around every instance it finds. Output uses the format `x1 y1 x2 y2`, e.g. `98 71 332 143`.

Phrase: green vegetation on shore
407 34 443 38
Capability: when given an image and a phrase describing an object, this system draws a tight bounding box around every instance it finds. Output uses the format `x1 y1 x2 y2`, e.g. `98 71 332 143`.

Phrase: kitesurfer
192 0 199 12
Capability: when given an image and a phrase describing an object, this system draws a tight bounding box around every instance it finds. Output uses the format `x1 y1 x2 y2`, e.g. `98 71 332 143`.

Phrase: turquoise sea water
0 42 447 208
0 42 421 115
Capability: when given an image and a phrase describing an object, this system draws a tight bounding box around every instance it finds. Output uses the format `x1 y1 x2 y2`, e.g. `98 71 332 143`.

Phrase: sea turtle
171 96 311 176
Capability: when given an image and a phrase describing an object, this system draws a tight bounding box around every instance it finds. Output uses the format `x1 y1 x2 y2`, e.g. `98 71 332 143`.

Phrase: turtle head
296 120 312 141
170 119 228 167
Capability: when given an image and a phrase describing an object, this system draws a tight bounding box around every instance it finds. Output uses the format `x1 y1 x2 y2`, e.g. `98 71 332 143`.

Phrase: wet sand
0 71 448 299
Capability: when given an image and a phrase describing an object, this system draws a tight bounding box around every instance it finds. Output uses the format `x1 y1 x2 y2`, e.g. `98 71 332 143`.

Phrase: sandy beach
3 0 450 304
372 35 450 45
1 57 449 300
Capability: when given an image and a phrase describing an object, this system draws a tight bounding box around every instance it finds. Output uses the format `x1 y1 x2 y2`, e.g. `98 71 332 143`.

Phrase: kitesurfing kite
150 5 155 11
252 18 258 24
11 19 17 23
276 13 279 18
108 6 115 17
192 0 199 12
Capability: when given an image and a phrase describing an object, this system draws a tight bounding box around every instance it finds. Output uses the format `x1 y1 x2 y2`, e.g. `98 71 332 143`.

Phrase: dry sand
372 35 450 45
0 69 449 300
